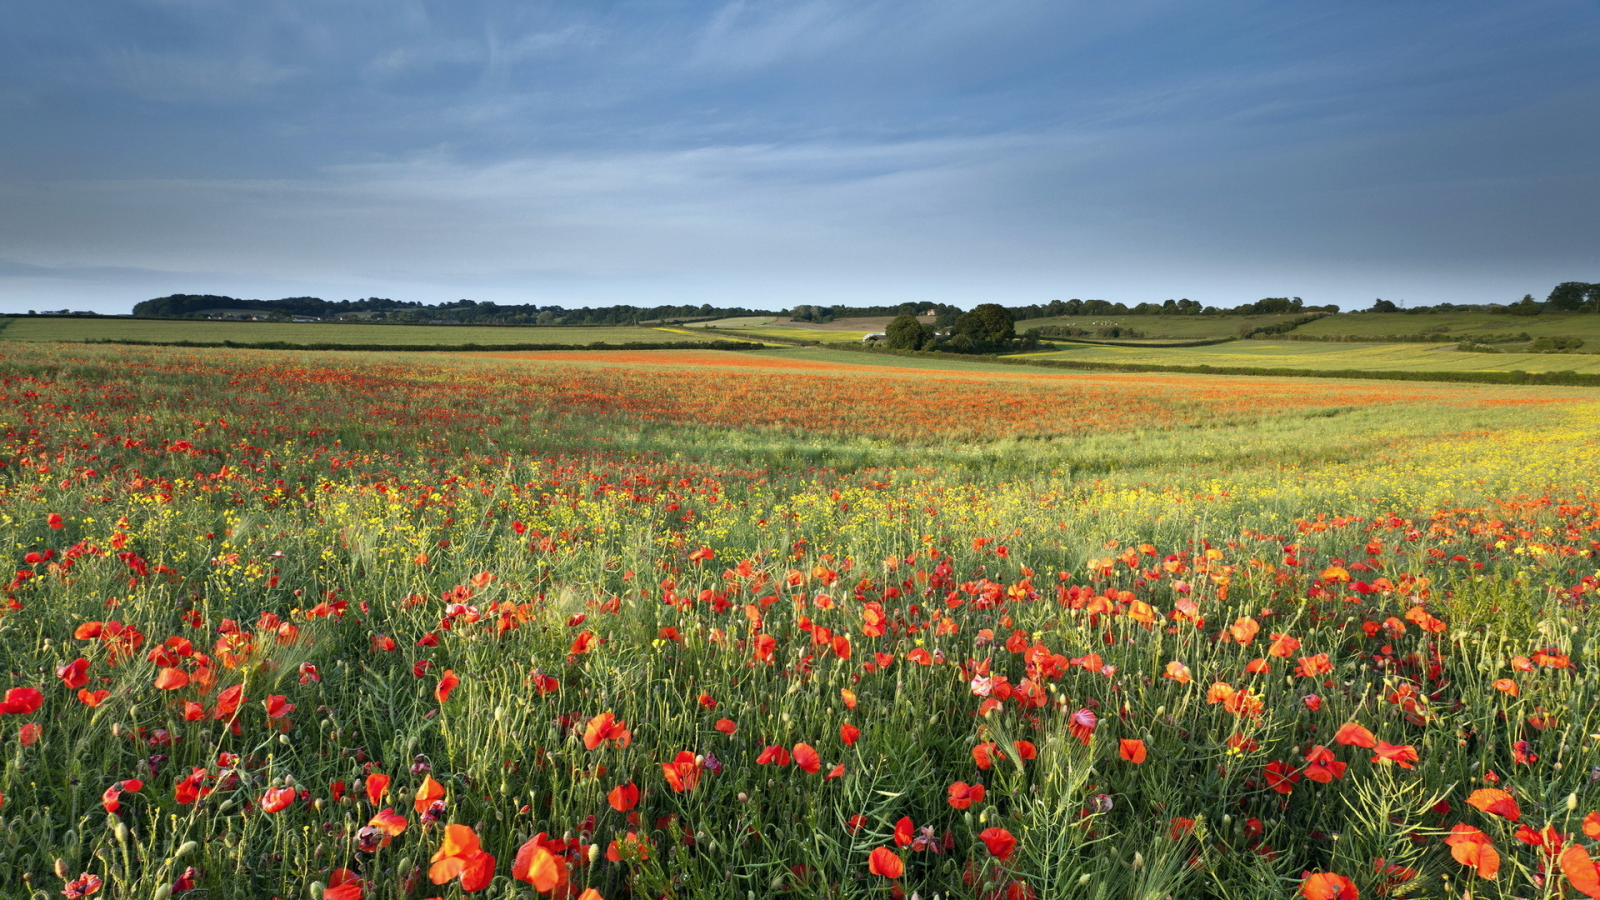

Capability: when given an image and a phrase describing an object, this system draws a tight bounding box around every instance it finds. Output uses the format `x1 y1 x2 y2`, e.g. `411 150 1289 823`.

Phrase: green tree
884 315 928 350
1546 281 1594 312
1509 294 1543 316
953 303 1015 346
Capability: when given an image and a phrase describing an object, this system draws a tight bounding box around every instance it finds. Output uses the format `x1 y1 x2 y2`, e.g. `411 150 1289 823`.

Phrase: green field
1293 309 1600 343
704 325 874 343
1014 313 1309 339
0 317 730 346
1022 338 1600 373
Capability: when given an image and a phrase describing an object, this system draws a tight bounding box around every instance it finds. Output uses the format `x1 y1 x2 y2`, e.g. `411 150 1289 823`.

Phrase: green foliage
884 315 930 350
953 304 1016 347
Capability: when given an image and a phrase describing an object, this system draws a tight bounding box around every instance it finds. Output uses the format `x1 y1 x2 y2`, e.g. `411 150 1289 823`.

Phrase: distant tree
1509 294 1544 316
1370 298 1398 313
885 315 928 350
1546 281 1593 311
953 304 1015 346
1589 284 1600 313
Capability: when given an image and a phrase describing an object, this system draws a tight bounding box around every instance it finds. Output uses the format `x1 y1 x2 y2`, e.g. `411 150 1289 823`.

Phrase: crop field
1014 314 1308 340
3 342 1600 900
0 317 728 347
1026 339 1600 374
1295 311 1600 344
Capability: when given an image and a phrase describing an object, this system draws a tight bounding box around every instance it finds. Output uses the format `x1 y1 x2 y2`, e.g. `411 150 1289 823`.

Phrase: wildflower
429 823 495 891
979 827 1017 861
868 846 904 878
1444 824 1500 879
582 713 631 750
1299 871 1357 900
948 782 985 809
1370 742 1419 769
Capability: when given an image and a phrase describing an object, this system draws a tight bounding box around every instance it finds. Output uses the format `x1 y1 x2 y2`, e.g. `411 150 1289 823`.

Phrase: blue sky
1 1 1596 313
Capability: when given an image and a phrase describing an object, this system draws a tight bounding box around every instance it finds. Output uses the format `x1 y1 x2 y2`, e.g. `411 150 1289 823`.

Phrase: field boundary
821 342 1600 386
46 338 768 353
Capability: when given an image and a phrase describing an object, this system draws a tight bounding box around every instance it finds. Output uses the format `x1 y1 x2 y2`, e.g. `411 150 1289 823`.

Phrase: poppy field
3 343 1600 900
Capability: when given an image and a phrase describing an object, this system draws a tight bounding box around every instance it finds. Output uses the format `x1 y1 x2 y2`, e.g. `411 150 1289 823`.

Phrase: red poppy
261 787 296 813
840 723 860 746
1302 746 1346 783
512 837 565 892
57 659 89 690
1300 871 1358 900
429 824 495 892
1561 844 1600 899
1068 709 1097 744
868 846 904 878
1445 824 1500 879
154 668 189 691
894 816 914 846
78 689 110 707
19 723 41 746
414 774 445 814
366 773 390 806
101 779 142 814
1264 760 1301 794
213 684 245 719
1119 739 1147 764
756 745 791 766
973 742 997 770
1370 741 1419 769
662 751 702 792
435 670 460 704
324 869 364 900
979 827 1017 862
1467 789 1520 821
0 687 42 715
368 808 408 837
583 712 632 751
714 718 737 735
608 781 639 811
793 743 822 774
1333 723 1376 748
841 688 857 710
948 782 985 809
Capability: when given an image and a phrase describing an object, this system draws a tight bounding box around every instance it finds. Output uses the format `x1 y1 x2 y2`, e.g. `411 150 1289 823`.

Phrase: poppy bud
279 734 290 745
1132 851 1144 869
151 886 172 900
54 859 68 879
308 883 326 900
114 822 129 844
589 844 600 864
1079 874 1093 885
175 841 199 860
1569 793 1580 811
314 799 325 812
738 792 749 803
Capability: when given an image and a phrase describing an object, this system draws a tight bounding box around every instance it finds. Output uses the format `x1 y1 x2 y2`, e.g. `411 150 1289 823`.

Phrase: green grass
708 325 874 343
1295 310 1600 343
1022 339 1600 374
0 317 728 346
1015 313 1308 339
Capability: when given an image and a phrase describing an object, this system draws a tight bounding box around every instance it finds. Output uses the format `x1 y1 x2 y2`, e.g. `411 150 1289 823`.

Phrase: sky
1 1 1596 314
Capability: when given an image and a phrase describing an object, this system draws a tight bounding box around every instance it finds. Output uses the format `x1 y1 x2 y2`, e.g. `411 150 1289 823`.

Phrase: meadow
1025 340 1600 375
2 343 1599 900
0 318 730 347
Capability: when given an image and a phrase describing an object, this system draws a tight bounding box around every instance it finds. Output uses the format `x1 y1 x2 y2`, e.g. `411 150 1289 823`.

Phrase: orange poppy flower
1445 824 1500 879
429 824 489 886
868 846 904 878
947 782 985 809
662 751 702 792
793 743 822 775
583 712 632 751
154 668 190 691
368 808 408 837
841 688 857 710
608 782 639 811
1119 739 1147 764
1370 741 1419 769
1333 723 1376 748
1466 789 1521 822
260 787 296 813
1560 844 1600 899
414 774 445 814
979 827 1017 861
435 670 460 704
512 837 565 892
1300 871 1358 900
366 773 390 806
